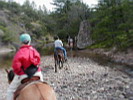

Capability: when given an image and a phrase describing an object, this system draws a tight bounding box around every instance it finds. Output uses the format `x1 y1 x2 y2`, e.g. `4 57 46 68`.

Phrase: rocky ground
1 55 133 100
88 48 133 66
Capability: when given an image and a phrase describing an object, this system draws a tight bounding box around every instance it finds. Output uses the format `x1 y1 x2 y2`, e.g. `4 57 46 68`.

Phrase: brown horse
54 49 65 73
5 69 57 100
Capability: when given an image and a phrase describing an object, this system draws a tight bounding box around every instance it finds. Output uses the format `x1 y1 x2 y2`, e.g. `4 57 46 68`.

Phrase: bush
38 47 54 56
0 21 6 27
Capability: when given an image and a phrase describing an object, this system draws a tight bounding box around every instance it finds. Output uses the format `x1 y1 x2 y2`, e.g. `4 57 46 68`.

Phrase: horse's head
5 69 14 84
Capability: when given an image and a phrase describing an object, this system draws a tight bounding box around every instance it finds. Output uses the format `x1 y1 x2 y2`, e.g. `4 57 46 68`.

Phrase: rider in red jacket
7 33 43 100
12 45 41 75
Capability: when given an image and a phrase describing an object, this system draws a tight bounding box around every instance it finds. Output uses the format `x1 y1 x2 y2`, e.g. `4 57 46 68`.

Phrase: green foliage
0 1 9 9
89 40 113 48
2 32 13 44
38 46 54 55
9 2 22 14
90 0 133 50
50 0 90 38
57 30 68 40
0 25 6 32
0 21 6 27
0 26 13 43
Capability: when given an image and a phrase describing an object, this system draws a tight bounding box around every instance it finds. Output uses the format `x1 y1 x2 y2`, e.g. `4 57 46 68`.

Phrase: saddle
14 76 40 100
55 49 64 57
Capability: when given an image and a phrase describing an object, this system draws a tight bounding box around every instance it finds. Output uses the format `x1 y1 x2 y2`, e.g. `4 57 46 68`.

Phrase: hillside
0 9 24 46
0 1 48 48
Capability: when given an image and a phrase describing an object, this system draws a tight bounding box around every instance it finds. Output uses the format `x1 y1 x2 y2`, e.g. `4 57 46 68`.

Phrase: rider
54 36 67 61
68 36 73 48
7 33 43 100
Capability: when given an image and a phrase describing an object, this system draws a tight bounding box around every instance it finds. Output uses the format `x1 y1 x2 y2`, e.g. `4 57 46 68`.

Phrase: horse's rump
54 49 64 60
54 49 64 73
14 81 56 100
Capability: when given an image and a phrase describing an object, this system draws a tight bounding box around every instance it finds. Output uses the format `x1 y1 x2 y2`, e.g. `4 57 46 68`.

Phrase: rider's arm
12 51 23 75
30 48 41 66
60 40 63 47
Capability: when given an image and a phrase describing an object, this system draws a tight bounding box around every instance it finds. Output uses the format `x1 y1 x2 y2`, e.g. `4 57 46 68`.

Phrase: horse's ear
5 69 9 74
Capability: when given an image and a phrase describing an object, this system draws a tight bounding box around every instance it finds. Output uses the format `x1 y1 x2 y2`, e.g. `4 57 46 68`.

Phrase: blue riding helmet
20 33 31 43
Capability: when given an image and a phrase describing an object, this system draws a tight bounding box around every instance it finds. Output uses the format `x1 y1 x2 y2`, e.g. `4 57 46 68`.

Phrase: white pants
6 71 43 100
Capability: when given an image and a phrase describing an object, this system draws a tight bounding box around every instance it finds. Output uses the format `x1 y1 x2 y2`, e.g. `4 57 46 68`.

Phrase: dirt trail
0 56 133 100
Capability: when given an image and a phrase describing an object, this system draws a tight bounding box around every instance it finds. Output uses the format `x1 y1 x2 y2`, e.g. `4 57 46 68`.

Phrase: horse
54 49 65 73
5 69 57 100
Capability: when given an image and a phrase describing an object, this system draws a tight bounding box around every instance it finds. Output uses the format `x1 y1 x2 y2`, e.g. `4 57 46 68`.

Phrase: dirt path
0 56 133 100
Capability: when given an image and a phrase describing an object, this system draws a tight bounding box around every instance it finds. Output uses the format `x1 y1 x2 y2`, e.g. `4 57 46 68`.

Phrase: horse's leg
57 55 61 70
55 60 57 73
59 60 61 69
62 56 64 68
60 60 63 69
59 55 62 69
59 60 64 69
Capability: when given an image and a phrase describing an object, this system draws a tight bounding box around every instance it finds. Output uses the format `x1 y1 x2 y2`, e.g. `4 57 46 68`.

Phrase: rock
77 20 93 49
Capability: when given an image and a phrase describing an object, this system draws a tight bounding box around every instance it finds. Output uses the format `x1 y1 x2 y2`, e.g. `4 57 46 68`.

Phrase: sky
14 0 98 11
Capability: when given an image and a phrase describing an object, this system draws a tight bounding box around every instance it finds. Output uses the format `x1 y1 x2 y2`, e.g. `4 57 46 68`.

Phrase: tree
49 0 90 40
90 0 133 49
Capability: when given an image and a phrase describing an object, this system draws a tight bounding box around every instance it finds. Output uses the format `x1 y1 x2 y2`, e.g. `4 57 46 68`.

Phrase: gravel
0 56 133 100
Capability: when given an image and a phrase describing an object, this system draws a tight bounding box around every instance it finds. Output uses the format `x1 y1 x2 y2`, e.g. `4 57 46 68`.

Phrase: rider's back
54 39 63 47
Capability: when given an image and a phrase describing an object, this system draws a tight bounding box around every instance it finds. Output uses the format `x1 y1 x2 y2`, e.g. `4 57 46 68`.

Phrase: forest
0 0 133 50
